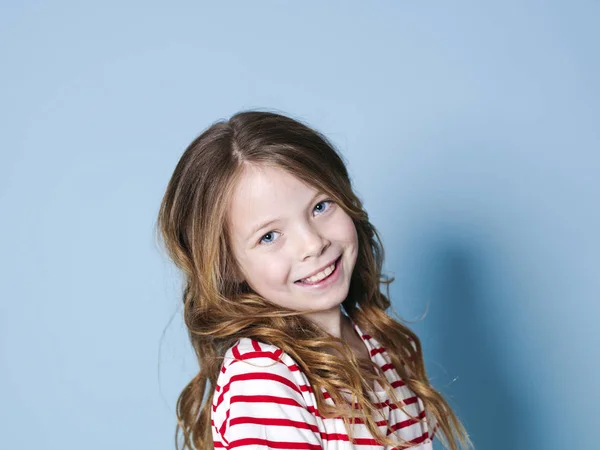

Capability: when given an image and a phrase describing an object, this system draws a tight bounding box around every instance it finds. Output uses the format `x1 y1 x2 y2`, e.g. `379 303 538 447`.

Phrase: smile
295 255 342 286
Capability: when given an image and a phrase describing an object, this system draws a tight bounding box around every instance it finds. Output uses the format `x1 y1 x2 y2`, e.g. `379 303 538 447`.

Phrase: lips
295 255 341 284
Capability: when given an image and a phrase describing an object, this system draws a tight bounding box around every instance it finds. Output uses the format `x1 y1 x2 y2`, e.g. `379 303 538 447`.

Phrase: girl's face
227 164 358 321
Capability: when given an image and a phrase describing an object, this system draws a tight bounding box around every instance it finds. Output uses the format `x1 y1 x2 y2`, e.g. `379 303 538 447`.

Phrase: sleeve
212 354 323 450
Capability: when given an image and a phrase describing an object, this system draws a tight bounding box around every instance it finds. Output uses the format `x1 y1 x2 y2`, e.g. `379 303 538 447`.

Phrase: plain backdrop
1 1 598 449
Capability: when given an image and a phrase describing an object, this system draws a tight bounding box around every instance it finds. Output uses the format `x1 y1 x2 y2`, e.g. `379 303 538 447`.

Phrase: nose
297 223 330 261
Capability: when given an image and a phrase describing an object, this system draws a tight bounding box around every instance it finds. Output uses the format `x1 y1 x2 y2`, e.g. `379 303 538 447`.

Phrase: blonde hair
156 110 472 450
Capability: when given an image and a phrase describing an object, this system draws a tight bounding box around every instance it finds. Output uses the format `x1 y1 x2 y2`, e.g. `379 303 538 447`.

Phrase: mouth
294 255 342 285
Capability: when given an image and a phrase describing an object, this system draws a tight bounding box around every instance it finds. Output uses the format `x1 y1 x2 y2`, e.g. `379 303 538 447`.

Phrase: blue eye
314 200 333 215
258 200 334 246
259 231 280 245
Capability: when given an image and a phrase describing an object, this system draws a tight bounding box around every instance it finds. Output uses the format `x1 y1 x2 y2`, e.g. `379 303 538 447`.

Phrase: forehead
227 164 318 236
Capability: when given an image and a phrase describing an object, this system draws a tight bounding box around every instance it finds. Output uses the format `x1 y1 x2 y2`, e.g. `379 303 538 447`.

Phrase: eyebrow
246 191 322 241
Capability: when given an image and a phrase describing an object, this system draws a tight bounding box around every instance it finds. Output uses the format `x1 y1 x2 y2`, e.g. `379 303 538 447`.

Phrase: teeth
301 262 336 283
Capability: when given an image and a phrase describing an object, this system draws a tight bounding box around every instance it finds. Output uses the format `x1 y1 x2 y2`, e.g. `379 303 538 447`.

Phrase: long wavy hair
156 110 472 450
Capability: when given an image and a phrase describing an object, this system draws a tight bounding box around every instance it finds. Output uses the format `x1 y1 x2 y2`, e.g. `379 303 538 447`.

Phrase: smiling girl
157 111 472 450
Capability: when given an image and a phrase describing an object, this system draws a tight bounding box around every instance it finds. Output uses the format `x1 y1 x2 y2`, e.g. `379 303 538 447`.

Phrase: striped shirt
211 320 438 449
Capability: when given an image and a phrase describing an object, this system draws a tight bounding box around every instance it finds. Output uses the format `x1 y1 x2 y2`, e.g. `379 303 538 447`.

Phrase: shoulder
222 337 285 367
217 337 297 382
213 338 308 410
212 338 321 446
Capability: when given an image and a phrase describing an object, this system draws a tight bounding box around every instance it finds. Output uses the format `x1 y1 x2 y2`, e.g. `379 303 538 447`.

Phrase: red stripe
219 409 230 439
234 350 282 361
370 347 385 356
229 432 394 450
219 342 241 373
214 371 303 411
251 340 262 352
231 342 243 360
229 416 319 432
346 417 387 426
387 410 427 435
231 343 282 362
350 437 384 445
227 399 320 417
299 383 314 395
230 394 304 408
391 379 406 388
320 432 350 442
409 432 430 445
307 405 320 416
340 395 421 412
228 438 321 449
323 386 413 409
388 395 418 410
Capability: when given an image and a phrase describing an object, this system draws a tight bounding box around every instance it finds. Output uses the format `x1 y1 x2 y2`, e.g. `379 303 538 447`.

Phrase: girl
157 111 472 450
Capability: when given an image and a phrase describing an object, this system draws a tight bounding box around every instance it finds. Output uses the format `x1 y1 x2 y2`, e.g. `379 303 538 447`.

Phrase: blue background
1 1 598 449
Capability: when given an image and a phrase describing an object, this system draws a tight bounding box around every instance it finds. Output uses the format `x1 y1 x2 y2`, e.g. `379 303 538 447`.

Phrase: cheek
246 255 291 287
333 213 358 245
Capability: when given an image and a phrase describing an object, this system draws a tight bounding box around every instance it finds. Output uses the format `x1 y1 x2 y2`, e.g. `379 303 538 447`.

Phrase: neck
303 305 353 339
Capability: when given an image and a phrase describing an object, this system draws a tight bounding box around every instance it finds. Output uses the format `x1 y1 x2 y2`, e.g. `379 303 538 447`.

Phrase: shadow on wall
419 235 536 450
